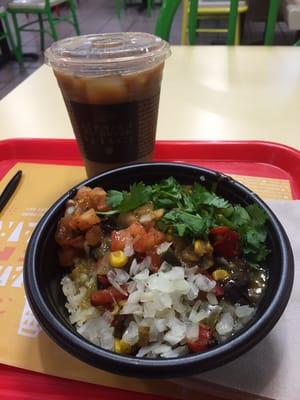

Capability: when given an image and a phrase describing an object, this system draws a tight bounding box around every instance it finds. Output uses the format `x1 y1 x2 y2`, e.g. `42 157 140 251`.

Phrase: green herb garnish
105 177 269 266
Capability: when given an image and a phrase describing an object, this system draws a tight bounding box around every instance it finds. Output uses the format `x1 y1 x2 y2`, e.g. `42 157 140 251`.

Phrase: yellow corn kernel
114 338 131 354
212 269 230 281
205 242 213 256
111 303 120 316
109 251 128 268
194 240 206 256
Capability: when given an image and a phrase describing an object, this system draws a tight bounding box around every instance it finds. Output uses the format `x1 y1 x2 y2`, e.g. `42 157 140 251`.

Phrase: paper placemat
0 162 294 399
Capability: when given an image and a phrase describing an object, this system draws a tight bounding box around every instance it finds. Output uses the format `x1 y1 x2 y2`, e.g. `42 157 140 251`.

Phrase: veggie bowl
24 163 294 378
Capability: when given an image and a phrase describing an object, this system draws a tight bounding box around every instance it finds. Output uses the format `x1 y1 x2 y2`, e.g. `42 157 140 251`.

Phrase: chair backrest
264 0 281 45
188 0 239 45
155 0 239 44
154 0 181 41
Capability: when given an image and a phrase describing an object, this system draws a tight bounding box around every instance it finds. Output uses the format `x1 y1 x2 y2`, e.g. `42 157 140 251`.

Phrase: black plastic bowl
24 163 294 378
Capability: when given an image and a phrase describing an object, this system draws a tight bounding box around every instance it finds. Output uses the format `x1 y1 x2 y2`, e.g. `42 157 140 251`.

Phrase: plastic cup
45 33 171 177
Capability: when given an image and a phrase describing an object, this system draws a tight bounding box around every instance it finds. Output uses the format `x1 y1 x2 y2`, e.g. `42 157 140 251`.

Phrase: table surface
0 45 300 400
0 46 300 149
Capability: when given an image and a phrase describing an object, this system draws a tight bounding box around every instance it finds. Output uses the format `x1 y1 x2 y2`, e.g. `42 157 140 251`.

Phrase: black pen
0 170 22 214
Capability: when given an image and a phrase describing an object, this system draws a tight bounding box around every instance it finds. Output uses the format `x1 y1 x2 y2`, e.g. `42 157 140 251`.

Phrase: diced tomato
111 222 145 251
91 285 128 306
133 232 156 253
111 229 130 251
90 187 108 211
111 222 165 254
147 248 162 272
65 235 85 249
210 226 229 236
85 225 102 246
58 246 83 267
133 227 165 253
187 323 212 353
127 222 146 237
210 226 240 258
149 227 165 245
214 283 224 298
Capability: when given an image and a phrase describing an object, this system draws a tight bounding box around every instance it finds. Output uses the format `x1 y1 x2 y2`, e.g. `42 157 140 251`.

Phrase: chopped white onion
175 345 189 356
127 290 143 304
158 293 172 308
113 268 130 285
147 267 189 294
185 266 199 278
143 302 156 318
156 241 172 255
153 344 172 354
165 267 185 280
127 280 137 294
134 268 150 281
149 324 161 342
207 292 218 305
129 256 151 276
159 261 172 272
124 240 134 257
164 318 186 345
186 323 199 340
129 259 139 276
154 318 168 332
122 321 139 345
194 274 216 292
216 312 234 335
189 300 209 323
235 305 255 319
100 330 114 350
107 270 128 297
173 297 187 313
136 342 162 357
139 214 153 223
102 310 114 324
77 315 114 350
186 279 199 301
121 303 143 315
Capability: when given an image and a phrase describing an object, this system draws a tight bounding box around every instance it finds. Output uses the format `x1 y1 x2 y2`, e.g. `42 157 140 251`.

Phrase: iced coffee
45 33 170 177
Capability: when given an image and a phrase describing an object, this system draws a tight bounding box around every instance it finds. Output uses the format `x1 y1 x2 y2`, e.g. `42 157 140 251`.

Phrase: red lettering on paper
0 247 16 260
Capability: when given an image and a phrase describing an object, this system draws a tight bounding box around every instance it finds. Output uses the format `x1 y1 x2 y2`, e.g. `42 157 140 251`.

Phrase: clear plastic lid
45 32 171 76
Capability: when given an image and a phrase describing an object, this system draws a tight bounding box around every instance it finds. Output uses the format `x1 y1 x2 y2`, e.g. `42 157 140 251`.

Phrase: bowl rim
24 162 294 376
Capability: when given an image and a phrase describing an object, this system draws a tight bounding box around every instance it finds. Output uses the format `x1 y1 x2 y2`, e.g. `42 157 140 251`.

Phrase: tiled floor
0 0 297 99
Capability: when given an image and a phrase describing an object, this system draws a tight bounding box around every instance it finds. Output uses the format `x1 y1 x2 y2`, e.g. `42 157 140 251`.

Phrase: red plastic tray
1 138 300 197
0 138 300 400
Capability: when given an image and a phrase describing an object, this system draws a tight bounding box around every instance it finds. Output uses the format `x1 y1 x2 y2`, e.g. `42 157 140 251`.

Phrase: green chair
264 0 281 45
181 0 248 45
0 6 23 63
155 0 238 45
155 0 181 40
188 0 239 45
116 0 154 17
7 0 80 54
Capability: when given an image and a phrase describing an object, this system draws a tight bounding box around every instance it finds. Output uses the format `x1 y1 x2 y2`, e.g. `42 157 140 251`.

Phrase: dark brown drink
54 64 164 177
45 33 170 177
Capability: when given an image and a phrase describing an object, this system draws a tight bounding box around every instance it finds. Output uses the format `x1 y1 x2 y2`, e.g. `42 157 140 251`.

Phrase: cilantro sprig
102 177 269 266
106 182 152 214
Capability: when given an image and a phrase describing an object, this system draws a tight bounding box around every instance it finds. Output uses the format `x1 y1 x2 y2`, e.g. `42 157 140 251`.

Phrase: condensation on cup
45 33 171 177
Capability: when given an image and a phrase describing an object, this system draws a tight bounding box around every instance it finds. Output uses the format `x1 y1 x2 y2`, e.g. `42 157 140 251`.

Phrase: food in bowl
56 176 269 358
